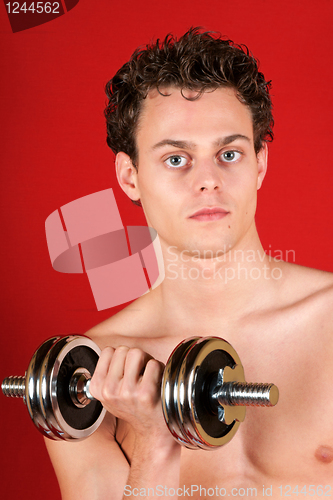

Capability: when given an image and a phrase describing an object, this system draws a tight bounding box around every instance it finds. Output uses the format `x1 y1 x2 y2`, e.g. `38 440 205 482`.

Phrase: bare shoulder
279 260 333 299
276 261 333 329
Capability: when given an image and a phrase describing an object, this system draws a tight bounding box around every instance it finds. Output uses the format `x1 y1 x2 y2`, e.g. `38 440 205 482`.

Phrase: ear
256 142 268 190
115 152 141 202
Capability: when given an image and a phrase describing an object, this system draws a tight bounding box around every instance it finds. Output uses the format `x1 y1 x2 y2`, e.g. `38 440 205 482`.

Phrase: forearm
89 347 182 499
123 435 181 500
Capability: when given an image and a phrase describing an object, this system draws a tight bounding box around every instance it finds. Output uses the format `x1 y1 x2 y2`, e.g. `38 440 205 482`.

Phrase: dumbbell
2 335 279 449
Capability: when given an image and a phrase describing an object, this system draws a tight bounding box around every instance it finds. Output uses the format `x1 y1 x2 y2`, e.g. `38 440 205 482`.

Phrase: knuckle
147 358 164 375
99 346 114 361
101 384 114 402
139 390 152 404
129 347 142 356
147 358 159 368
128 347 145 362
103 345 114 354
138 386 159 407
121 387 132 402
101 345 113 355
115 345 129 356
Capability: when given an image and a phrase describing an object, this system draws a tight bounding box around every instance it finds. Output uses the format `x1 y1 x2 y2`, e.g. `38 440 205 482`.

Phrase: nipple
315 445 333 464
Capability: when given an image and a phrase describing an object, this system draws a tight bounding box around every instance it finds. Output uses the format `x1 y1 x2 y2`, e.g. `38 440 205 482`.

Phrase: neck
153 229 282 329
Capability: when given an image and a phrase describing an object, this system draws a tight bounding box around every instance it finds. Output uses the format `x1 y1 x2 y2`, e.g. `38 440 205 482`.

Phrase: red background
0 1 332 498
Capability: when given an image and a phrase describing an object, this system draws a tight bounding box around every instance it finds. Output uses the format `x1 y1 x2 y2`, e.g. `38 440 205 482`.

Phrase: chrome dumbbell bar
2 336 279 449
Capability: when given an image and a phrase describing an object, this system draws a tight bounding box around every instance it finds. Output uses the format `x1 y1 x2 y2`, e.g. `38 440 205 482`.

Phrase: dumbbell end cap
269 384 279 406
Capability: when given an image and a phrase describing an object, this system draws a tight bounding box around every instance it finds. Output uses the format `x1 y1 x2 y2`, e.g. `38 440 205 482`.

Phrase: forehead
136 87 254 150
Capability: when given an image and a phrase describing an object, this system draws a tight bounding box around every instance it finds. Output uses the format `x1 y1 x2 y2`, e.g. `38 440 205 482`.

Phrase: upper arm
45 412 130 500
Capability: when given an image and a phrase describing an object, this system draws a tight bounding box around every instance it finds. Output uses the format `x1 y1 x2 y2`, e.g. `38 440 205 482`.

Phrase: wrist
134 431 180 458
128 437 181 494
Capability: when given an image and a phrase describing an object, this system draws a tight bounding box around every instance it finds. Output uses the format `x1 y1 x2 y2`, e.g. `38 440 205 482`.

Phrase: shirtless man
45 28 333 499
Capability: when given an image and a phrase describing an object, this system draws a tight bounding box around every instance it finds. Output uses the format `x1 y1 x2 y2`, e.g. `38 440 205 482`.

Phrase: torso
88 262 333 499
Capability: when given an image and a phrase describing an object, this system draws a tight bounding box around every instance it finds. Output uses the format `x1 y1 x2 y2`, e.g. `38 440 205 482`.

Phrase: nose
192 160 222 193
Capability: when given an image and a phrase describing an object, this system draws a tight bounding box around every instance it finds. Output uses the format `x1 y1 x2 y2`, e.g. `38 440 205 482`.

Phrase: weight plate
25 337 60 440
39 336 106 441
178 337 244 449
161 337 200 449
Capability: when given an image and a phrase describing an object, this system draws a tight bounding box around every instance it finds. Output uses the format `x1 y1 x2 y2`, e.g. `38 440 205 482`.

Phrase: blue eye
165 155 188 168
221 151 242 162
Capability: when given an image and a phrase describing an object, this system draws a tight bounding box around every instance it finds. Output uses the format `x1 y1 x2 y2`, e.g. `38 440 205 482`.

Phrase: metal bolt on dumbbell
2 376 26 398
2 335 279 449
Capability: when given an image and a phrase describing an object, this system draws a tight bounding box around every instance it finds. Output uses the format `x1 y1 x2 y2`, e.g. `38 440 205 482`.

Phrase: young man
45 29 333 499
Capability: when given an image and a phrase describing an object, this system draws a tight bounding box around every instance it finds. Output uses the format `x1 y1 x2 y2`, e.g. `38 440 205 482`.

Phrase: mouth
188 207 230 222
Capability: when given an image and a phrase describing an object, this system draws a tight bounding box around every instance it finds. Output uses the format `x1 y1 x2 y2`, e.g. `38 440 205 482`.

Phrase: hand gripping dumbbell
2 335 279 449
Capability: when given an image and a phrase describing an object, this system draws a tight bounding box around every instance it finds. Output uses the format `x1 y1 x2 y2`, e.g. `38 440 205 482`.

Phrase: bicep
45 414 130 500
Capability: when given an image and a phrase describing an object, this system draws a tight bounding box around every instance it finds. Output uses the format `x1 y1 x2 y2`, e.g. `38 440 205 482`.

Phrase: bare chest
115 328 333 493
108 295 333 493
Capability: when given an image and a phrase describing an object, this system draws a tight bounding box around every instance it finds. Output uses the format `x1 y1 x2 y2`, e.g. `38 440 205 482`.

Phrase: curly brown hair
105 27 273 167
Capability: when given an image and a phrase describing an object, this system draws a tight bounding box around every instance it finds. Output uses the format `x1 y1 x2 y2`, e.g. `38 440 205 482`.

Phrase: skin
45 87 333 499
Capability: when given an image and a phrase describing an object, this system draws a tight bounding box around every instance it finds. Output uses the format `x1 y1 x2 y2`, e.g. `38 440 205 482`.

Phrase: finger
123 348 153 388
89 346 114 399
140 358 164 401
103 345 130 392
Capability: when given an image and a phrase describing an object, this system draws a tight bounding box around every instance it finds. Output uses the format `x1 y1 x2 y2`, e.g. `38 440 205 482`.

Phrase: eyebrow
151 139 196 151
214 134 251 147
151 134 251 151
